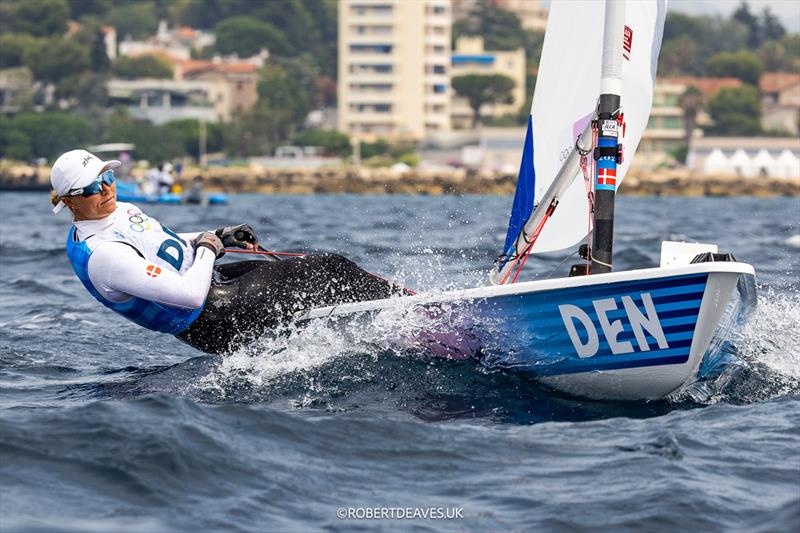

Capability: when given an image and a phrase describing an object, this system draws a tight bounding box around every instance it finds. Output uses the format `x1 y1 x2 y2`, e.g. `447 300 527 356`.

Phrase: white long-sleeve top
74 202 214 309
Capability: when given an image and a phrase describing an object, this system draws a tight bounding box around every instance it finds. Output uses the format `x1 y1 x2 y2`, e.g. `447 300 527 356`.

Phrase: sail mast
591 0 626 274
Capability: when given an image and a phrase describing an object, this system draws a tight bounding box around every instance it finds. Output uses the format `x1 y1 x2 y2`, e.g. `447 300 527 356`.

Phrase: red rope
224 249 306 257
510 214 549 284
500 202 554 285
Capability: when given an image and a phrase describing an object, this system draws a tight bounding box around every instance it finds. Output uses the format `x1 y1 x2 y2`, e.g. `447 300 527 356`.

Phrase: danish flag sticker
598 167 617 187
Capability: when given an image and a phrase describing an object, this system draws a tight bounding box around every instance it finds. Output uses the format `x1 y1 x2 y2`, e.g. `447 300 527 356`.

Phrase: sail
501 116 535 259
500 0 666 259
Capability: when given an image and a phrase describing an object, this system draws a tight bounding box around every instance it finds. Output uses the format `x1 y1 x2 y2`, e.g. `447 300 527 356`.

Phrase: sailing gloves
215 224 259 249
192 232 225 259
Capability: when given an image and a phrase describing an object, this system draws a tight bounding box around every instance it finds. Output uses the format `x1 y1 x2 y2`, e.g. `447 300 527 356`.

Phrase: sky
540 0 800 33
668 0 800 32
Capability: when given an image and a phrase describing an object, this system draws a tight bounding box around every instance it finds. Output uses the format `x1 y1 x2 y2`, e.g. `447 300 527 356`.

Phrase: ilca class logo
145 264 162 278
623 25 633 60
558 292 669 358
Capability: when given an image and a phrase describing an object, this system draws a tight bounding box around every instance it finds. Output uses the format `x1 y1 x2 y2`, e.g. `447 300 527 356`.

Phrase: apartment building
636 79 686 168
450 36 526 129
338 0 452 140
638 77 743 169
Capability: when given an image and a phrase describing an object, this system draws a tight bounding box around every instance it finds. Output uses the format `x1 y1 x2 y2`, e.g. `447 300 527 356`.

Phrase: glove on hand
192 231 225 259
215 224 258 249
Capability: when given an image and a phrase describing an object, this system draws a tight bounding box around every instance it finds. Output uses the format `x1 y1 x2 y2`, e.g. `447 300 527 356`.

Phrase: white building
118 21 215 61
687 137 800 179
107 79 224 125
338 0 452 140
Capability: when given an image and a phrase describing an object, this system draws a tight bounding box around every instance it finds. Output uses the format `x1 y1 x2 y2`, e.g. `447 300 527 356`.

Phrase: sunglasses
65 170 115 197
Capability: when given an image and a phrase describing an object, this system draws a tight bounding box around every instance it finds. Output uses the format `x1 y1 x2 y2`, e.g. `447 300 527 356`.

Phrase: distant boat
115 180 228 205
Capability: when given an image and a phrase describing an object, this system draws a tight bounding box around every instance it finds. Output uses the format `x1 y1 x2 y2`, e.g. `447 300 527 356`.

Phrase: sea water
1 193 798 532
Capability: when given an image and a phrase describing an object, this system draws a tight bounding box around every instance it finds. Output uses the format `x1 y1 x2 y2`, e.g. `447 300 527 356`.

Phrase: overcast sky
540 0 800 32
669 0 800 32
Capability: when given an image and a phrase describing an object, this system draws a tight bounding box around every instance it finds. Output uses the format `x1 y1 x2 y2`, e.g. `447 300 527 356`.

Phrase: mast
591 0 626 274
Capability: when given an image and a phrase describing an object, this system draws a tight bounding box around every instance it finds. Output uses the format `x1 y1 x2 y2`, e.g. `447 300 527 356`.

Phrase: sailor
51 149 407 354
144 164 161 195
159 162 175 194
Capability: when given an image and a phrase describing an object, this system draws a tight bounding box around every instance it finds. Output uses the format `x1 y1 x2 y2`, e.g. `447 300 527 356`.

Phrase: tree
22 38 91 84
0 116 33 161
659 35 700 76
781 34 800 72
761 7 786 42
10 0 69 37
162 119 223 159
214 17 293 57
68 0 110 20
705 51 764 86
733 2 761 47
757 40 793 72
679 86 704 147
251 0 320 59
90 28 111 72
292 129 352 157
300 0 338 77
707 86 761 136
178 0 251 29
0 34 42 69
452 74 516 127
103 114 185 163
659 12 749 76
57 71 109 108
256 60 317 142
222 105 274 157
11 113 92 159
107 2 158 39
112 55 173 80
453 3 527 51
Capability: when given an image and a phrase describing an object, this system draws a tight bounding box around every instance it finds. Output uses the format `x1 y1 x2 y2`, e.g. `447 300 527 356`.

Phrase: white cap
51 149 121 214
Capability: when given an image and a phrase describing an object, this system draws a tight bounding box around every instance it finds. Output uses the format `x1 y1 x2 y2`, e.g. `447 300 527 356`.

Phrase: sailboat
296 0 756 401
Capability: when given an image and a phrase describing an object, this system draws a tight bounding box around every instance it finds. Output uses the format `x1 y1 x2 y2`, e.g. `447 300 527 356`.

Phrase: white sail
523 0 666 254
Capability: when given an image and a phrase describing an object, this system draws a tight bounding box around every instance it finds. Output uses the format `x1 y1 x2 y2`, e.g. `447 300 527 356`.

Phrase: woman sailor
51 149 406 354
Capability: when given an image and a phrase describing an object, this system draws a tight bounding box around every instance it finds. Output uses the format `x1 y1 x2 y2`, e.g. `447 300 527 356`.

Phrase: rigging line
592 257 612 269
501 214 546 285
507 203 555 284
547 250 578 278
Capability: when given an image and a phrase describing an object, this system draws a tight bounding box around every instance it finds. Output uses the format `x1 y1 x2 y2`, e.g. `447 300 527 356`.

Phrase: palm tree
679 85 704 148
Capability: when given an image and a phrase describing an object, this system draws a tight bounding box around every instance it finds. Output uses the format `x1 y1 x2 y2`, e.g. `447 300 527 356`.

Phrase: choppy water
1 193 798 532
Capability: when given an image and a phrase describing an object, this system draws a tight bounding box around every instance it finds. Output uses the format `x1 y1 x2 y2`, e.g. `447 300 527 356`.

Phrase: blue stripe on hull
474 273 709 376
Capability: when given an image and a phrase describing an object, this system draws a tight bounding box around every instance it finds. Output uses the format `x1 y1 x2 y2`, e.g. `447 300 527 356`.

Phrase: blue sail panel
501 115 536 262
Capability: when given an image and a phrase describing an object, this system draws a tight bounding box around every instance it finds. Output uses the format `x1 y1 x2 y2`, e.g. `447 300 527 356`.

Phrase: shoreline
1 165 798 196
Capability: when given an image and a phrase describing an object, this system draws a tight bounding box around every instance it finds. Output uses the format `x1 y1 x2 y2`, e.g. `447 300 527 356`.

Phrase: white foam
785 234 800 249
734 286 800 381
197 293 481 397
